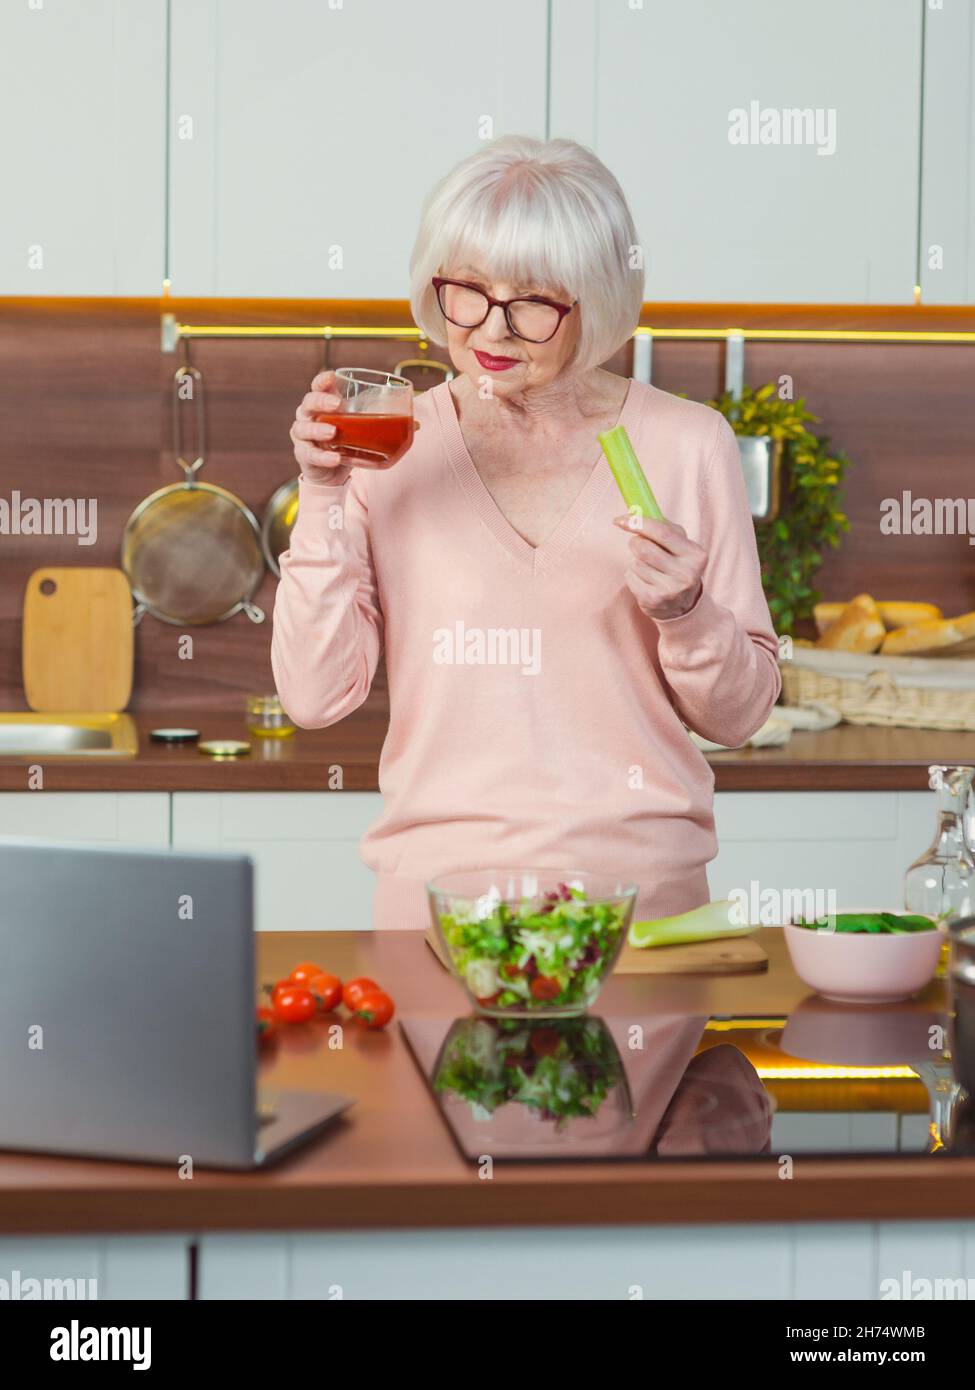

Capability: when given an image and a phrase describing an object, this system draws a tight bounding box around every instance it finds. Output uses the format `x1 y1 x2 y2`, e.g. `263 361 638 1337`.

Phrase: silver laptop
0 839 352 1169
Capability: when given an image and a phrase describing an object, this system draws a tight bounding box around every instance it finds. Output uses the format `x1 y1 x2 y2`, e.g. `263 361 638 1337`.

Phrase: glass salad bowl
427 869 637 1018
432 1016 634 1150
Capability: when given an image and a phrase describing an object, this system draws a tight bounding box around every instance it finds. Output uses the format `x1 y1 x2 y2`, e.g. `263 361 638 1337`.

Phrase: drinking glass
316 368 413 466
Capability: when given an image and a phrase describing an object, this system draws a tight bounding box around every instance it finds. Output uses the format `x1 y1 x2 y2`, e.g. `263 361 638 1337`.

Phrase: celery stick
598 424 665 522
628 899 755 949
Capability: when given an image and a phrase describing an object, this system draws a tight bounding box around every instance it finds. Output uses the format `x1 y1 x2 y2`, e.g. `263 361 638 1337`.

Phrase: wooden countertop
1 928 972 1236
1 702 973 791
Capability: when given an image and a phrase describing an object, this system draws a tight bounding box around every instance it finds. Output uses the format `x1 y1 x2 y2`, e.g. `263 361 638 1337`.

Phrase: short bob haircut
410 136 644 374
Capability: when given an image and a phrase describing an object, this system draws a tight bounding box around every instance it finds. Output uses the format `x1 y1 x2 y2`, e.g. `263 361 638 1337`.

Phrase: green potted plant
707 384 850 635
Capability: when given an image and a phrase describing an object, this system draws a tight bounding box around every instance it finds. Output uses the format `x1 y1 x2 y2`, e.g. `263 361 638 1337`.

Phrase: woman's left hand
613 515 706 621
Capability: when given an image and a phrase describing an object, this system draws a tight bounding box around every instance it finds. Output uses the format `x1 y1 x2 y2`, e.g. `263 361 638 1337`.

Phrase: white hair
410 136 644 372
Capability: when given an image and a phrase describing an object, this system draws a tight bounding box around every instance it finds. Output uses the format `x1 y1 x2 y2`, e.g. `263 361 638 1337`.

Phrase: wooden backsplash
0 298 973 711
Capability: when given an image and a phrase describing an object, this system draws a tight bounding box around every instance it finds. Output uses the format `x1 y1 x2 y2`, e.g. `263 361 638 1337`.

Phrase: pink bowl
781 997 945 1064
784 923 943 1004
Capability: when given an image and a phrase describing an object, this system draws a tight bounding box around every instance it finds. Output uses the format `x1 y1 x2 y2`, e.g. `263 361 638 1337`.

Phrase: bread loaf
880 611 975 657
878 601 944 631
815 594 887 653
814 600 943 636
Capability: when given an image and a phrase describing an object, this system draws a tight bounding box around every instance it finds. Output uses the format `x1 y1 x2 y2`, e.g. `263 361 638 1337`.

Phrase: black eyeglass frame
431 276 577 344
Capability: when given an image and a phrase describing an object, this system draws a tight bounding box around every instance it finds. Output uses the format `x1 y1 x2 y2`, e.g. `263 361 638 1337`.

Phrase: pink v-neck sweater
272 380 781 929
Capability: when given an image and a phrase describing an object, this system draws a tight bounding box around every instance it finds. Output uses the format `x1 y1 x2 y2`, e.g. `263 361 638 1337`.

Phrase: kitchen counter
0 927 970 1236
1 702 973 791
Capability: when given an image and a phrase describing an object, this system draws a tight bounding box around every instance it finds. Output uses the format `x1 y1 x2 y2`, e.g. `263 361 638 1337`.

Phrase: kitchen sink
0 713 138 758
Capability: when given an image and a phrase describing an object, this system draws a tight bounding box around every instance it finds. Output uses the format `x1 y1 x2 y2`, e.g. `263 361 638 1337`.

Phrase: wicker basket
780 647 975 731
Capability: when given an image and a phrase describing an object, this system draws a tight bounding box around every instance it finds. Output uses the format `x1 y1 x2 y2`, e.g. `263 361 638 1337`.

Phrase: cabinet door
919 0 975 303
0 0 166 295
168 0 548 296
0 793 169 846
171 792 382 931
710 790 929 912
551 0 921 303
0 1236 189 1301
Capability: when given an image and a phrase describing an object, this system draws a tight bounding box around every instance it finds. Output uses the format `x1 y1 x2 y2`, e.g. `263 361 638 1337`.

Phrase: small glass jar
246 694 296 740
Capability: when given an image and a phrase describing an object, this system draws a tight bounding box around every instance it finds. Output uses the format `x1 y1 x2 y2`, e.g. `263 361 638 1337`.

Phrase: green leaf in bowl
794 912 936 934
879 912 938 934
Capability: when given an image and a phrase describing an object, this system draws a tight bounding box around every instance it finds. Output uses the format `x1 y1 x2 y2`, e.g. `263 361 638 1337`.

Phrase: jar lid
198 739 251 758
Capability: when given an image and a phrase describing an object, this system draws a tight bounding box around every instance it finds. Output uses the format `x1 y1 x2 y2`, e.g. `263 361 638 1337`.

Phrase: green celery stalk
597 424 665 522
629 899 754 949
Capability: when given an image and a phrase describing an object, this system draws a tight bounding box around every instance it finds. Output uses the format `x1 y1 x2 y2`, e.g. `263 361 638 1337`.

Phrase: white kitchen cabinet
0 1235 189 1301
551 0 922 303
0 789 930 923
170 792 383 931
918 0 975 303
0 0 166 295
1 0 952 305
710 790 930 912
199 1225 790 1300
6 1218 965 1300
771 1112 900 1154
168 787 936 930
168 0 548 297
198 1219 975 1300
0 793 169 846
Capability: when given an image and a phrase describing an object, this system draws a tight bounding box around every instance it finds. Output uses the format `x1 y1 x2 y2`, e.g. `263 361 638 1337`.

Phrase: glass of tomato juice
317 368 414 466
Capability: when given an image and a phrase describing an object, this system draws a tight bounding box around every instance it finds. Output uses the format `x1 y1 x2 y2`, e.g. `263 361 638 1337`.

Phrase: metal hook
632 332 652 384
172 366 207 479
391 356 454 388
724 331 745 422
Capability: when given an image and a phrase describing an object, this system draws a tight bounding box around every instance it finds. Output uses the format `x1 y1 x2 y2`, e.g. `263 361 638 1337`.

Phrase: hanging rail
161 313 975 352
634 326 975 344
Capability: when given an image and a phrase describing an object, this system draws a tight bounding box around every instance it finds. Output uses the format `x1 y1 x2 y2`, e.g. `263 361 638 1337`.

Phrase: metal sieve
122 367 265 626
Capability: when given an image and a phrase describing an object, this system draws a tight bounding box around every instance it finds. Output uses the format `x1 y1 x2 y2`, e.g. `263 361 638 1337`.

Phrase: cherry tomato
272 986 317 1024
353 990 395 1029
266 978 297 1006
289 961 325 987
343 977 380 1011
475 993 501 1007
530 1027 561 1057
530 976 561 1001
308 971 343 1013
256 1006 277 1042
500 963 523 980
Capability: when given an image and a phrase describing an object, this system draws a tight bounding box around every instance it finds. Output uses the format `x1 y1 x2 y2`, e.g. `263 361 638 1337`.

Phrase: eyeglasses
432 276 576 344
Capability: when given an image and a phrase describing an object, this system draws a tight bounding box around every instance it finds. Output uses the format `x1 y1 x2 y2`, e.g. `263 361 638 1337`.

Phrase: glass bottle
904 765 975 924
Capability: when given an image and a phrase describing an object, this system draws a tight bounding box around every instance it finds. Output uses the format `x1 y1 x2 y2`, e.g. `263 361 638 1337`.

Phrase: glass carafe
904 765 975 924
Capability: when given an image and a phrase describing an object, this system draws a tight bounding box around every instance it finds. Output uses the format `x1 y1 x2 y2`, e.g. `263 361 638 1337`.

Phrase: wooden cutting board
23 568 134 712
425 927 767 976
612 935 767 974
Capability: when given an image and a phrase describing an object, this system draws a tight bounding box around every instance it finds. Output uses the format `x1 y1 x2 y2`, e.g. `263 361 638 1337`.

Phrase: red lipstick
473 349 522 372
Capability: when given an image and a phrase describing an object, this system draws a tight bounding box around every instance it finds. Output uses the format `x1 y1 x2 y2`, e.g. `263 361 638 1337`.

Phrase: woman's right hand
290 370 353 485
291 369 421 484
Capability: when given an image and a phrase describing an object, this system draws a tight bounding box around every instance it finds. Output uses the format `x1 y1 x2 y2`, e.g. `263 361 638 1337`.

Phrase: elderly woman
272 136 780 930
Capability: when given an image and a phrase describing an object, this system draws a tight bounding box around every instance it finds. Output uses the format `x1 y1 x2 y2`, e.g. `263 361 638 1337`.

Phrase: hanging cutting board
22 568 134 712
425 927 767 976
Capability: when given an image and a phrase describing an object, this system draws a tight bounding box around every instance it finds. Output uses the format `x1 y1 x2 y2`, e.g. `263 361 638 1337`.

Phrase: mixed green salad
794 912 937 934
434 1016 624 1127
435 881 628 1014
